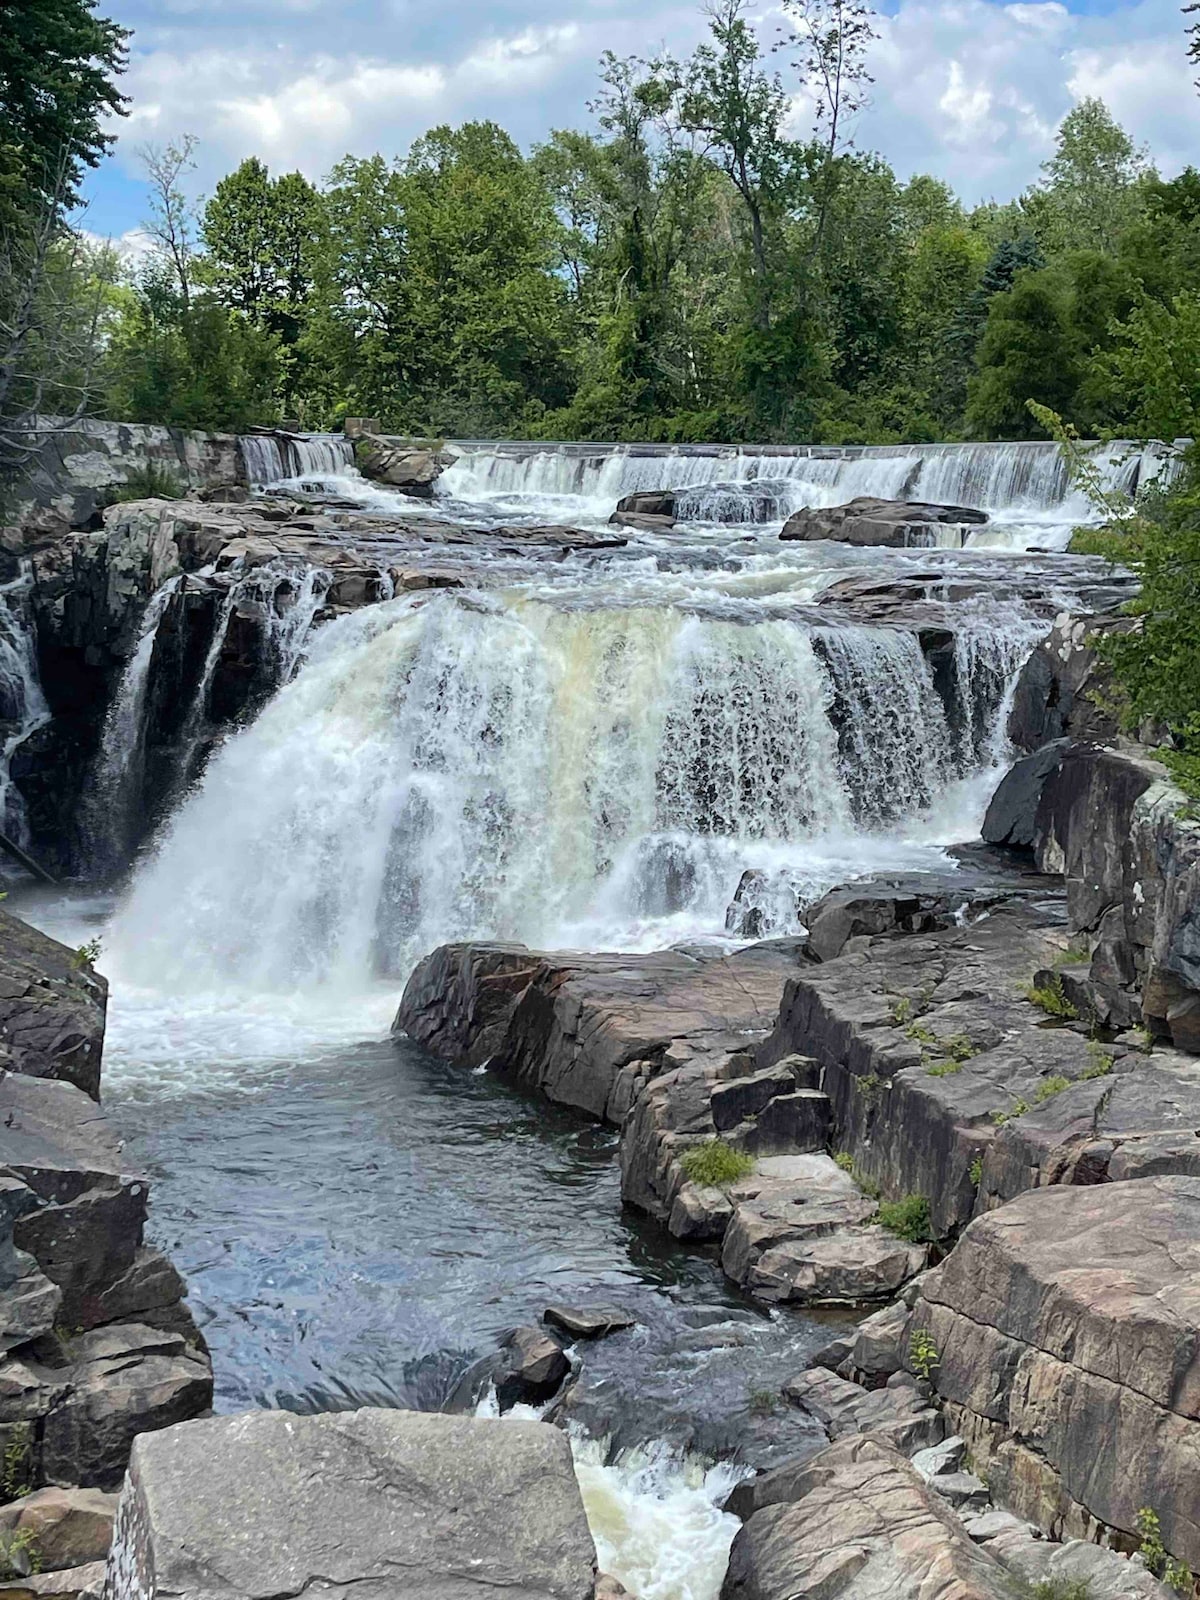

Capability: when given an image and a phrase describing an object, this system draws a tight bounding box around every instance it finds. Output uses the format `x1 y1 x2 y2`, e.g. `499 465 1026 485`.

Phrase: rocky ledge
0 911 209 1594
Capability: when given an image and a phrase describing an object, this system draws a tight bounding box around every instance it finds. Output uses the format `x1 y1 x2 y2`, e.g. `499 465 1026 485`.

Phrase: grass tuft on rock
875 1193 932 1243
680 1139 754 1188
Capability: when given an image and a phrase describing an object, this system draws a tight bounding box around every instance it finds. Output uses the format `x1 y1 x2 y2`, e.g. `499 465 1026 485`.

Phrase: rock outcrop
780 498 988 548
104 1410 597 1600
1006 612 1129 753
0 911 209 1518
721 1435 1015 1600
0 911 106 1099
910 1176 1200 1569
7 421 242 533
985 739 1200 1049
354 435 455 496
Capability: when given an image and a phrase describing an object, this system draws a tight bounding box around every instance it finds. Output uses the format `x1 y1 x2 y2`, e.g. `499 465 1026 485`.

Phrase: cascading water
108 587 1035 994
0 566 49 846
239 433 355 487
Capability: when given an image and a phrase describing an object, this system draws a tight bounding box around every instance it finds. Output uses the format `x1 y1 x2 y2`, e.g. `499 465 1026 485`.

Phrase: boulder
607 512 675 532
780 497 987 548
721 1435 1014 1599
0 910 107 1099
543 1305 636 1340
103 1410 597 1600
0 1487 116 1571
0 1559 105 1598
912 1176 1200 1569
354 436 453 496
781 1367 942 1453
613 491 675 519
981 740 1070 851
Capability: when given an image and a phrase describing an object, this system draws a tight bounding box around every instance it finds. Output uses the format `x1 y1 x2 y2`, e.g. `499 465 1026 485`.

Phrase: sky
81 0 1200 243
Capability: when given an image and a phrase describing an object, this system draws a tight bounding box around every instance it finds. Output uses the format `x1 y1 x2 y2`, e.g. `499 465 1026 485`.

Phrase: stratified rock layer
780 497 988 547
911 1176 1200 1568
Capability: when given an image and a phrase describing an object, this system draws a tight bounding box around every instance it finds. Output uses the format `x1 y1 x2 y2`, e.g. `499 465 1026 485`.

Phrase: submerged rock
354 435 454 496
543 1305 636 1340
104 1409 597 1600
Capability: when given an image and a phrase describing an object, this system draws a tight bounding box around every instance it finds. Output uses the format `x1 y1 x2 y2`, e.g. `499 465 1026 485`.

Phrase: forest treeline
3 0 1200 448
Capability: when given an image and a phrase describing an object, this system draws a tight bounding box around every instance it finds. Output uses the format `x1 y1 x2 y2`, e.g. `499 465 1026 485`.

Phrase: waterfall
241 436 287 486
86 576 184 872
239 434 355 487
287 436 355 478
0 568 49 847
107 591 1036 992
440 439 1166 530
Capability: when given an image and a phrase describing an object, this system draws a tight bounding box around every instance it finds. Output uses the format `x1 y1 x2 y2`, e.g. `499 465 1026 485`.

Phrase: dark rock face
1007 613 1130 753
912 1177 1200 1567
0 912 209 1499
542 1305 635 1340
0 911 106 1098
780 498 988 548
104 1410 597 1600
614 491 676 519
981 740 1070 850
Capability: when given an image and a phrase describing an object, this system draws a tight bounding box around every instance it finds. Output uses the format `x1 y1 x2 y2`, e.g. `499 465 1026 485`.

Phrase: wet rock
780 497 987 548
543 1305 636 1340
103 1409 597 1600
721 1435 1014 1600
594 1578 630 1600
981 739 1070 850
803 890 948 962
912 1176 1200 1569
608 511 675 532
0 1487 117 1570
354 436 452 496
495 1326 571 1407
0 912 107 1100
614 491 676 519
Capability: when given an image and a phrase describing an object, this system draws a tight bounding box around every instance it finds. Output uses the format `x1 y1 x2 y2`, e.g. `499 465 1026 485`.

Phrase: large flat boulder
780 497 987 548
912 1176 1200 1570
721 1435 1013 1599
104 1410 596 1600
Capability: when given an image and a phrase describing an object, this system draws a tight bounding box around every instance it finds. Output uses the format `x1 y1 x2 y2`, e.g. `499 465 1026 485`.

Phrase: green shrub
1025 975 1079 1020
969 1156 983 1188
746 1387 778 1416
1 1424 31 1501
833 1150 854 1172
888 996 913 1026
680 1140 754 1188
1033 1075 1071 1104
1031 1581 1092 1600
111 463 185 503
0 1527 41 1579
909 1328 939 1380
1136 1507 1192 1592
875 1193 932 1243
926 1058 963 1077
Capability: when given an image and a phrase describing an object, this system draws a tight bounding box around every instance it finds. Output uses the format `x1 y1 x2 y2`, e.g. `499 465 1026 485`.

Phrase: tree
1025 98 1150 254
682 0 789 330
0 169 115 476
139 136 199 312
202 160 321 342
966 271 1079 438
0 0 128 216
780 0 878 248
1090 292 1200 440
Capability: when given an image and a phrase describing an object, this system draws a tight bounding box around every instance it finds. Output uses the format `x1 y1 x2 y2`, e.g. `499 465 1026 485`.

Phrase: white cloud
89 0 1200 230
